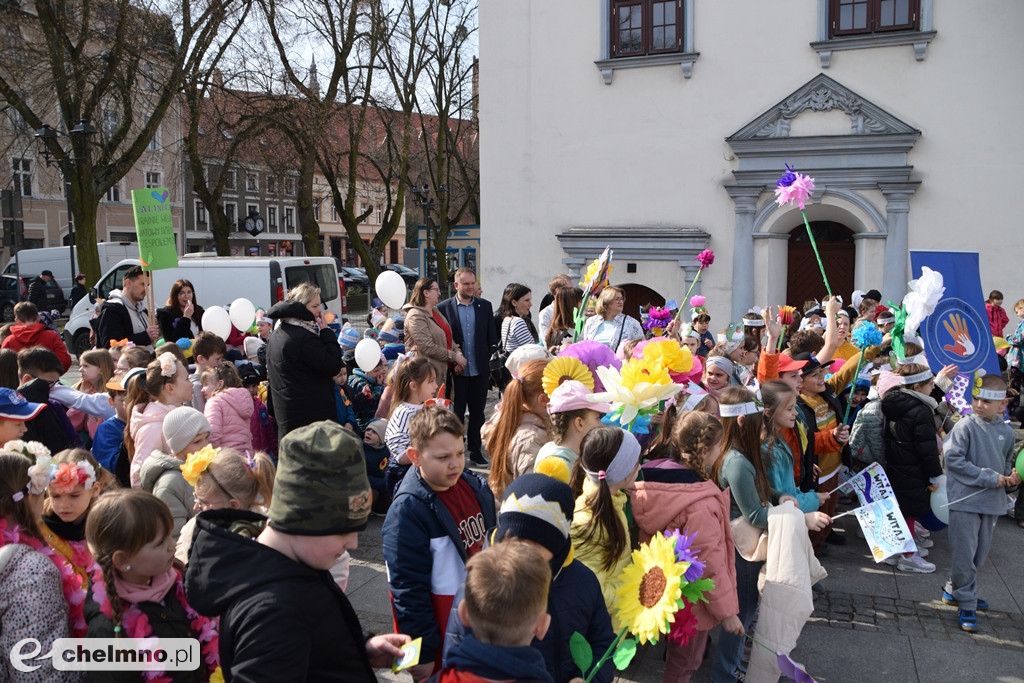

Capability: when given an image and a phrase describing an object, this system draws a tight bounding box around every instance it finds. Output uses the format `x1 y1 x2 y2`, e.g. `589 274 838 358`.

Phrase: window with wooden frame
830 0 919 37
611 0 682 58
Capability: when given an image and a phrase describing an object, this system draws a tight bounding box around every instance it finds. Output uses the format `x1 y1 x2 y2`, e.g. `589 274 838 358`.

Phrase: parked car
340 266 369 288
0 275 19 322
382 263 420 287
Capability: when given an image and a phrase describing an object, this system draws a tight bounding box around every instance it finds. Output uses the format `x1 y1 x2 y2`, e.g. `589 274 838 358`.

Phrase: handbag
730 514 768 562
489 319 512 389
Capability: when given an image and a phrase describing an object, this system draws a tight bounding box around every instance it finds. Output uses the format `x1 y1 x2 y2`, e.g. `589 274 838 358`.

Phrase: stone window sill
595 52 700 85
810 31 936 68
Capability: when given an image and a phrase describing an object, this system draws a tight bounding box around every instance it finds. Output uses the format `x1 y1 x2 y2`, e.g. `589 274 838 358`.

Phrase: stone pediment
728 74 919 140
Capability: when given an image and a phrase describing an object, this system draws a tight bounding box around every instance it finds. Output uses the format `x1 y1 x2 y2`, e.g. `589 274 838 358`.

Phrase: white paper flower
26 455 53 496
157 352 178 377
903 267 945 337
591 365 685 427
2 440 51 460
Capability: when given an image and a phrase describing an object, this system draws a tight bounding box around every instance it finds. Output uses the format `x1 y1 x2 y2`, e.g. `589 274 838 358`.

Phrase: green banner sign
131 187 178 271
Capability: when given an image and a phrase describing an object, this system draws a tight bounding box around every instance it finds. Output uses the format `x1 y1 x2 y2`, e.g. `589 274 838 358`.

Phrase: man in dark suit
437 267 497 466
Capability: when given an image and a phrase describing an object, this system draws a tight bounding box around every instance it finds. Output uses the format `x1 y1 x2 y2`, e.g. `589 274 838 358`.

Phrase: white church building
479 1 1023 322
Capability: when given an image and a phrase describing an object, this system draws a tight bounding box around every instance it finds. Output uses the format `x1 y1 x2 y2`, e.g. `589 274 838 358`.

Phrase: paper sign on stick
132 188 178 272
853 498 917 563
840 462 895 505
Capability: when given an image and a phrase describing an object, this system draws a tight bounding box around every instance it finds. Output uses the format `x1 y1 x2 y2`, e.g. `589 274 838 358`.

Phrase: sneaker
825 530 847 545
914 521 931 538
915 536 934 549
897 553 936 573
884 555 899 566
916 546 929 558
958 609 978 632
941 591 988 611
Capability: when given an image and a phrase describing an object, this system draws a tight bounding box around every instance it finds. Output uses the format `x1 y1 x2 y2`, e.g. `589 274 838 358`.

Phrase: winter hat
338 326 361 349
379 329 400 344
363 328 379 340
269 420 371 536
364 417 388 443
163 407 212 455
371 309 388 329
495 473 575 578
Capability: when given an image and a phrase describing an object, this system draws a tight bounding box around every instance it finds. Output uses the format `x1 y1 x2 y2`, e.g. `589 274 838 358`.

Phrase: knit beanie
364 417 388 443
494 473 574 578
379 329 400 344
268 420 371 536
338 326 361 349
162 407 212 455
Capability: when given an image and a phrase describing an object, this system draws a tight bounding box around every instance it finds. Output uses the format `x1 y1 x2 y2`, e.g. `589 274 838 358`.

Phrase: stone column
726 186 761 322
880 183 919 303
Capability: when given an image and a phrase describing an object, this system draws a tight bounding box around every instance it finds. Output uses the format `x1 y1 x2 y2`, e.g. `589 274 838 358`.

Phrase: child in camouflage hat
185 420 410 680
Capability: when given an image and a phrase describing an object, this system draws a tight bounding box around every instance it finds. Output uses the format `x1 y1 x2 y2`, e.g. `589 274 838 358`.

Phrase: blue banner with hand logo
909 251 999 376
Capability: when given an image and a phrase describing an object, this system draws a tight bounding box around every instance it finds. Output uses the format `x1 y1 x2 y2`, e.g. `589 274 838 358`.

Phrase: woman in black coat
265 282 342 437
881 365 944 520
156 278 205 341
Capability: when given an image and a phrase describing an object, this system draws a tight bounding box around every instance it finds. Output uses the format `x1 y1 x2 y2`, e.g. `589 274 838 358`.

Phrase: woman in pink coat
201 362 254 452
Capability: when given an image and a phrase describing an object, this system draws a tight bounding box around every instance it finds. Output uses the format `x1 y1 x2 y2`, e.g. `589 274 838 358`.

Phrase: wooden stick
146 271 155 327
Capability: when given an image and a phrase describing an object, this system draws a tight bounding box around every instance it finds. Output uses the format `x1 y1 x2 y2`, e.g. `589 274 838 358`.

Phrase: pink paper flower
695 249 715 269
689 295 705 308
774 164 816 210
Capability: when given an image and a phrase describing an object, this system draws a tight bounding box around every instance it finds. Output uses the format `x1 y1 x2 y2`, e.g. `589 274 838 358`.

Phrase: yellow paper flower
209 668 224 683
542 356 594 396
181 444 221 487
642 340 693 375
579 258 613 291
620 357 671 391
614 532 687 644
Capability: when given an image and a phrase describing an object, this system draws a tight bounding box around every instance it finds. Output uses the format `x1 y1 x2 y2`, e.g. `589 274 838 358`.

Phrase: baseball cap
0 388 46 421
777 355 809 373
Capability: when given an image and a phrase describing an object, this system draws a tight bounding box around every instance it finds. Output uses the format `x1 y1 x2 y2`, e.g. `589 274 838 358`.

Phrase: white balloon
202 306 232 341
355 338 382 373
375 270 407 310
229 297 257 331
930 485 949 525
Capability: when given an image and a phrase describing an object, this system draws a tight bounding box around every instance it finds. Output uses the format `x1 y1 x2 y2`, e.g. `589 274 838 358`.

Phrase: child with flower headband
126 353 195 488
175 445 275 565
0 443 75 677
85 488 219 682
569 426 641 613
631 412 743 682
38 447 116 637
200 361 254 453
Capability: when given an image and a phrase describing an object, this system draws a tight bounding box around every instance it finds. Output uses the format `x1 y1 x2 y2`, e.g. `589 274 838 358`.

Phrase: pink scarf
114 567 176 605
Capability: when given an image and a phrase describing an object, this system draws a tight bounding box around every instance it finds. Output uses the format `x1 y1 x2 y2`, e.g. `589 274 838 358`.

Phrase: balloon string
801 210 832 298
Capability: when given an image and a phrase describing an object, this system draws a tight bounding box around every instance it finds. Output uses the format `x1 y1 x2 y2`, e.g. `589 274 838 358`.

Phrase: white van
4 243 140 299
63 256 342 356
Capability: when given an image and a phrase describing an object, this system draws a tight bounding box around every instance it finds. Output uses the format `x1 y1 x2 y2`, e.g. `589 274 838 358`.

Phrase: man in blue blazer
437 268 497 466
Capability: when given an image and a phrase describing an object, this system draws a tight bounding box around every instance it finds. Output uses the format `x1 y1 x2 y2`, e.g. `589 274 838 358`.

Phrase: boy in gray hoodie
941 374 1021 632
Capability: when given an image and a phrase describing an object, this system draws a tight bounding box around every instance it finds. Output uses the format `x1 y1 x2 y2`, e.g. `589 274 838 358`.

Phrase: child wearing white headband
569 426 641 613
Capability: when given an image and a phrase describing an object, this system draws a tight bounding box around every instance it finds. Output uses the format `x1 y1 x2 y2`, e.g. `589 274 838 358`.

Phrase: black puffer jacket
184 509 376 683
265 300 342 437
880 388 943 518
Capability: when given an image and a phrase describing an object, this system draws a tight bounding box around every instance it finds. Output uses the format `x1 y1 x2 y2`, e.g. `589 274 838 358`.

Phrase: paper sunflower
181 444 221 487
614 532 687 644
620 357 672 390
542 356 595 396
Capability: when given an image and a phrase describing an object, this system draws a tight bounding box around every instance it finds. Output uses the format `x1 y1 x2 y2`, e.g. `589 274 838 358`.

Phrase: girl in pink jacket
127 353 196 488
201 362 255 452
630 411 743 683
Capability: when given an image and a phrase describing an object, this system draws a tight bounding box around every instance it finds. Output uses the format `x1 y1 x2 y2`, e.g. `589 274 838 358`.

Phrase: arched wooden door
786 221 855 307
620 283 665 323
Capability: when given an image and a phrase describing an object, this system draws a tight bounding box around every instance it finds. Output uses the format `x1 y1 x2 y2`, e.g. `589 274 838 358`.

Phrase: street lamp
34 118 98 286
410 183 447 279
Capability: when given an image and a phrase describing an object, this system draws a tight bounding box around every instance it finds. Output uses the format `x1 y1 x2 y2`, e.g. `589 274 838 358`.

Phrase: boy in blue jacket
431 541 556 683
383 405 496 680
941 374 1021 632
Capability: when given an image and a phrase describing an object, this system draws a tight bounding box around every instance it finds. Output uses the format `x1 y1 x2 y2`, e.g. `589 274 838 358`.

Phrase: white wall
480 0 1024 318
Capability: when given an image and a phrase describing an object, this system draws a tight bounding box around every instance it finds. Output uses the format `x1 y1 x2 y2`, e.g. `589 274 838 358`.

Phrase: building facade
480 1 1023 321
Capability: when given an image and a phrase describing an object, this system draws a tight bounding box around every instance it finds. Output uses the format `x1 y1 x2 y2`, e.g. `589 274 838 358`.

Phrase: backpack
849 398 886 468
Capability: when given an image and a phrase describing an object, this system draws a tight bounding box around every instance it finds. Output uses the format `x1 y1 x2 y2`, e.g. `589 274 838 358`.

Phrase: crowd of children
1 273 1021 683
